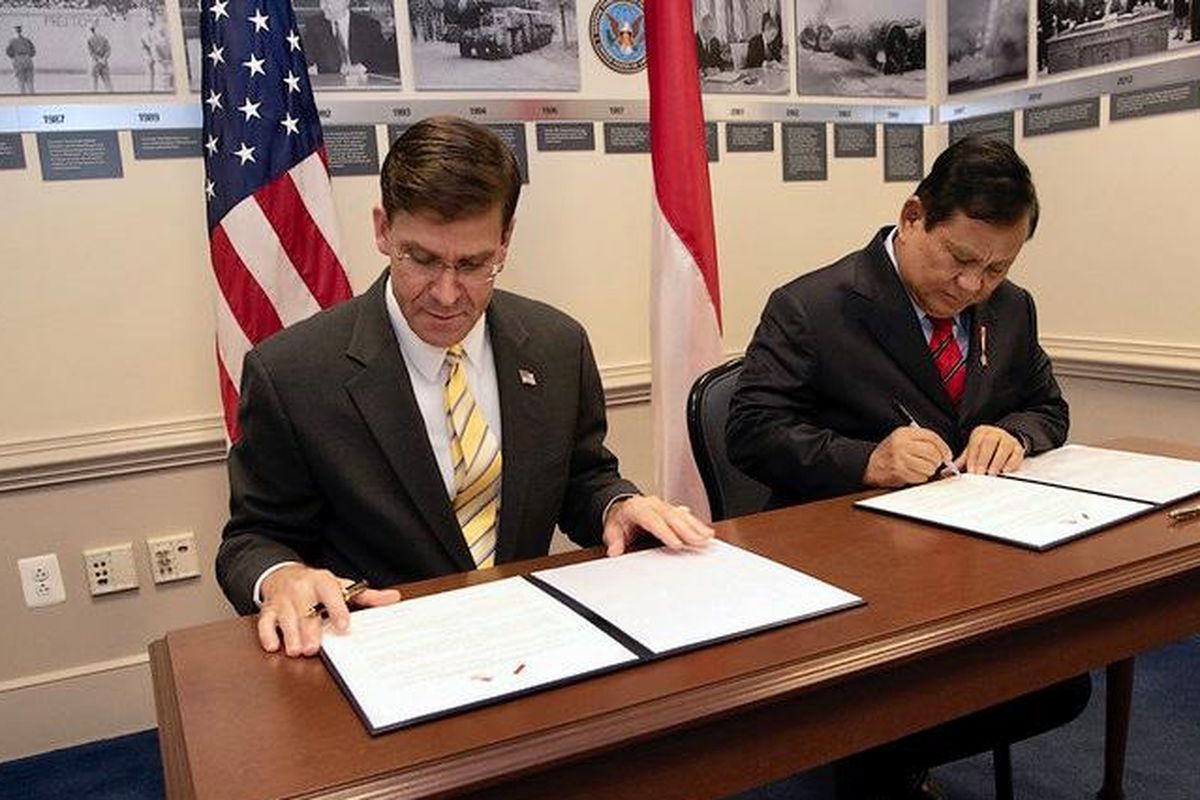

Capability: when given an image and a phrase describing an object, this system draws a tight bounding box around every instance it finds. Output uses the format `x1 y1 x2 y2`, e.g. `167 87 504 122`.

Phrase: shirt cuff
253 561 301 608
602 493 638 526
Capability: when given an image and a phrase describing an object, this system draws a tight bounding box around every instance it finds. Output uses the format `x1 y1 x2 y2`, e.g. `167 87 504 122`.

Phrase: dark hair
915 136 1039 238
380 116 521 230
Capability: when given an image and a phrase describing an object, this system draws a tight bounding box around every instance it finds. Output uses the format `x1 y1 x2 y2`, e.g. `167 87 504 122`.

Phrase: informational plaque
131 128 203 160
833 123 876 158
324 126 381 177
705 122 718 163
603 122 651 154
536 122 596 152
1110 81 1200 122
883 124 923 183
0 133 26 170
948 112 1014 147
725 122 774 153
36 130 123 181
1023 98 1100 138
486 123 530 185
781 122 826 182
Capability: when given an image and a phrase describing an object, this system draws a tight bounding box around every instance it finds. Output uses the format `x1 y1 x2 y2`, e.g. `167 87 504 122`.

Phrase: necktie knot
929 316 954 336
445 343 466 370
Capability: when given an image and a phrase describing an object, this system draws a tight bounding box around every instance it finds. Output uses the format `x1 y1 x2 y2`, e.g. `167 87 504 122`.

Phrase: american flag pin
519 369 537 386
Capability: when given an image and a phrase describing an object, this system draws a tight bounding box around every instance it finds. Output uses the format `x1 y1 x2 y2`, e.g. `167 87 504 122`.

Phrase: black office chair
686 358 771 522
686 357 1018 800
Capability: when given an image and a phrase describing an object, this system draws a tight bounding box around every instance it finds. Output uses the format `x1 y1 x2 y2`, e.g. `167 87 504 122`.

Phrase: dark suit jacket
727 227 1068 509
216 274 637 615
303 11 399 76
744 33 782 68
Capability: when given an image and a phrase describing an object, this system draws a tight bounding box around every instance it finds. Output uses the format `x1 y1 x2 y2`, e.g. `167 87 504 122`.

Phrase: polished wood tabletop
151 439 1200 800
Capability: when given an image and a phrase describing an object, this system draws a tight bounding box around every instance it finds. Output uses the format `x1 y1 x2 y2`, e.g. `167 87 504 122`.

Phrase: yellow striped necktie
444 344 501 568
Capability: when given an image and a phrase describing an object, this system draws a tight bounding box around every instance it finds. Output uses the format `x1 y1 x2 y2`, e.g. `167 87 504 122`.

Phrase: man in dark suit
727 137 1087 798
303 0 399 77
729 137 1067 509
217 117 712 658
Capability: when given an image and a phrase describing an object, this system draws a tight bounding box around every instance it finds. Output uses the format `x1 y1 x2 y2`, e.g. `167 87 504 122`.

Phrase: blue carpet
0 730 163 800
2 637 1196 800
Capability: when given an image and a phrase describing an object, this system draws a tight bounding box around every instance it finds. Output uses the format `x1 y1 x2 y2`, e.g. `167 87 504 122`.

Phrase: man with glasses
217 117 712 657
727 137 1086 797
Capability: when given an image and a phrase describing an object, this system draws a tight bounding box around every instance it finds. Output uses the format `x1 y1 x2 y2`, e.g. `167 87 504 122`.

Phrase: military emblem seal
589 0 646 74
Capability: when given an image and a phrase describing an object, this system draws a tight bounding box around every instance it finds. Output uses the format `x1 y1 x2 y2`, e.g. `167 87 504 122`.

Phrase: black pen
305 580 370 618
891 400 960 477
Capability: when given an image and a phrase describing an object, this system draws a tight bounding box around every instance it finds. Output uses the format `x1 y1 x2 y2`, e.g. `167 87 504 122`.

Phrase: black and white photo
693 0 788 94
949 0 1028 94
1038 0 1199 76
1 0 175 95
794 0 925 98
181 0 401 91
409 0 580 91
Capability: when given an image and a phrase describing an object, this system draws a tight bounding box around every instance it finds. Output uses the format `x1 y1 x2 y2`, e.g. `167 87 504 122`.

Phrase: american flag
201 0 353 442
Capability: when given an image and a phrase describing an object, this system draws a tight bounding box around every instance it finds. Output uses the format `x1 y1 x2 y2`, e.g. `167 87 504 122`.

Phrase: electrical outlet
147 532 201 584
18 553 67 608
82 542 139 596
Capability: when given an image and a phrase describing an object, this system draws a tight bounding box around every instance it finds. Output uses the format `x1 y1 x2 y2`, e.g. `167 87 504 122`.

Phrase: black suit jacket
303 11 399 76
216 274 637 614
727 227 1068 509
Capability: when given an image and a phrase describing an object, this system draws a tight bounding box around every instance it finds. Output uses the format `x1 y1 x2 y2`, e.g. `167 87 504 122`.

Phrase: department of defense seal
589 0 646 74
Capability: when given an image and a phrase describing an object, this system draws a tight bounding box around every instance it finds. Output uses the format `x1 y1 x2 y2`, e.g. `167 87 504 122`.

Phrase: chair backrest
687 358 772 522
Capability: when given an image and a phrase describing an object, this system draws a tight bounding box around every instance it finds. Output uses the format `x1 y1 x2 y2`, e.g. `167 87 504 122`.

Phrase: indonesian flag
647 2 724 519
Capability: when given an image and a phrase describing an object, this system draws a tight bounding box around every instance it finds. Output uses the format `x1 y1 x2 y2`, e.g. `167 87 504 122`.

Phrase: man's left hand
954 425 1025 475
602 495 715 557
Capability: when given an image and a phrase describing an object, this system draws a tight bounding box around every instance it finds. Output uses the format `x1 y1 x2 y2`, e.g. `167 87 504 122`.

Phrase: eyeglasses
392 245 505 286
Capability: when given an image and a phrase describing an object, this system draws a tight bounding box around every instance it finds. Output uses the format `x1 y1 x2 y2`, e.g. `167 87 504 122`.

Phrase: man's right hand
258 564 401 657
863 426 955 488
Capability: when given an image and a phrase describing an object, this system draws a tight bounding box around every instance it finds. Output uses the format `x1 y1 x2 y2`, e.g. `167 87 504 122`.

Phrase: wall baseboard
1042 336 1200 391
2 339 1197 493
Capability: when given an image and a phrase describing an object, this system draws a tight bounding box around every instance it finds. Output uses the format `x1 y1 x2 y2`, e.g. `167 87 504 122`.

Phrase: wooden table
151 439 1200 800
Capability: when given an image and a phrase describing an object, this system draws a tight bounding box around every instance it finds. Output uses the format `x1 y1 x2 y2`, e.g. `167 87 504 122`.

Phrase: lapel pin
980 325 988 369
519 369 537 386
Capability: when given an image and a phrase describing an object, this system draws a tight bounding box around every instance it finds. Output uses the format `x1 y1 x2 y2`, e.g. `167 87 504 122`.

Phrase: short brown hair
379 116 521 229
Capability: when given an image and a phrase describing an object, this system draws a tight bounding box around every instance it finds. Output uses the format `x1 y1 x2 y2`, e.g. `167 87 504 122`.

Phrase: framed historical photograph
948 0 1028 94
180 0 401 92
2 0 175 95
1037 0 1199 76
794 0 925 98
409 0 580 91
693 0 789 94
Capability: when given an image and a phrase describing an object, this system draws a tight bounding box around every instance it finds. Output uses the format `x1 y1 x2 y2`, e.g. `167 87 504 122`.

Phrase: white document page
1007 444 1200 505
320 577 638 731
856 474 1152 549
531 539 863 655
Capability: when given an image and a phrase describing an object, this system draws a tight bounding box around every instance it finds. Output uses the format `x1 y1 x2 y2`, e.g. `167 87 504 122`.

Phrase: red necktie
929 317 966 406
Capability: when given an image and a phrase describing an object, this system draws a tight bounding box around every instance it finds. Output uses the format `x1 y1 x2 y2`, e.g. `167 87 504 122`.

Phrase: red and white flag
646 2 724 519
201 0 353 442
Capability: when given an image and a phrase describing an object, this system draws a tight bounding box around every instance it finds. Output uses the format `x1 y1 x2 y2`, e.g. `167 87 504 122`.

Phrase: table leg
1097 658 1135 800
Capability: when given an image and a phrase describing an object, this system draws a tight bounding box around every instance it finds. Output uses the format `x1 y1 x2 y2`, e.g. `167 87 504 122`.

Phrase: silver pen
891 400 960 477
1167 504 1200 522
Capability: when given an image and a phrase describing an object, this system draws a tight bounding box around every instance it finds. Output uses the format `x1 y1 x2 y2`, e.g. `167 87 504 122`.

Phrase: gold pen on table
305 580 370 618
1167 504 1200 522
891 399 960 477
